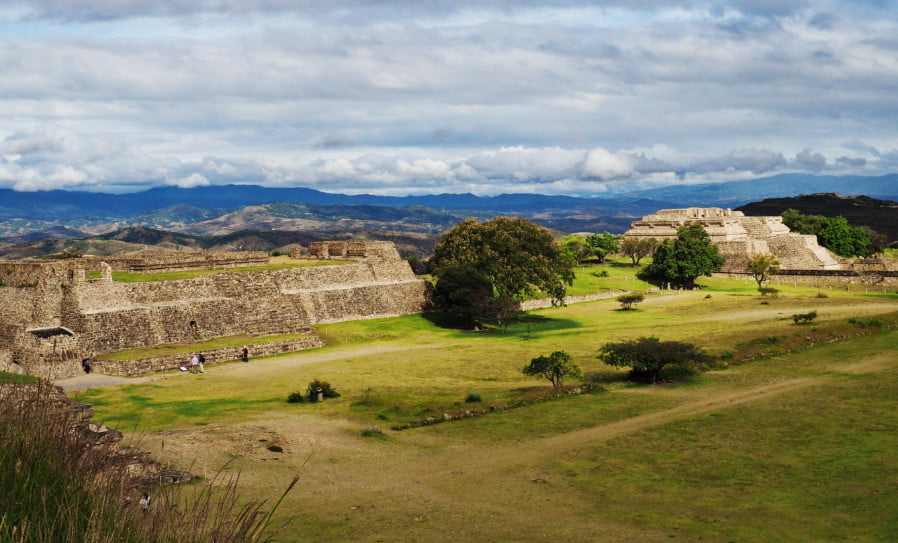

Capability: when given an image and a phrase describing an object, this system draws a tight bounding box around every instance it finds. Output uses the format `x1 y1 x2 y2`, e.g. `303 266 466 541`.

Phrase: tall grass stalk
0 380 298 543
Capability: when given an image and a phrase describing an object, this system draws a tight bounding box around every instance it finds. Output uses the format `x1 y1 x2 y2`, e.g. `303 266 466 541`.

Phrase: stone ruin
0 242 430 379
623 207 843 272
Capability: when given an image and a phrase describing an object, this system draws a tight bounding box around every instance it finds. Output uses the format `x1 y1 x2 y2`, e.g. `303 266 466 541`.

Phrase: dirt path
53 342 427 392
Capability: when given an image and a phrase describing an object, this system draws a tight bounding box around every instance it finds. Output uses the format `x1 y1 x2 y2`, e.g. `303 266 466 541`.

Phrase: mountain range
0 173 896 259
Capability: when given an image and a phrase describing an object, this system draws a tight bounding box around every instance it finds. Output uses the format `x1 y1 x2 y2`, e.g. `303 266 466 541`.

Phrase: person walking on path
241 346 249 363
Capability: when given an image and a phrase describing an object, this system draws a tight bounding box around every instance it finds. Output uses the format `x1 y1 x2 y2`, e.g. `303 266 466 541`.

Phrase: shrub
598 336 712 383
287 391 306 403
465 392 482 403
848 317 884 328
307 379 340 402
617 293 644 310
360 426 386 438
792 311 818 325
592 270 609 278
271 250 282 256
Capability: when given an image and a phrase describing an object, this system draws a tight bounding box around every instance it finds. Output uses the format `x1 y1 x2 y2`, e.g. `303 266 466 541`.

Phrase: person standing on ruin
241 346 249 363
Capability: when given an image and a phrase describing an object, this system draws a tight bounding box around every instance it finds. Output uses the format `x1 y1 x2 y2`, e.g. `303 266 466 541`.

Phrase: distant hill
0 226 440 260
629 173 898 207
736 193 898 241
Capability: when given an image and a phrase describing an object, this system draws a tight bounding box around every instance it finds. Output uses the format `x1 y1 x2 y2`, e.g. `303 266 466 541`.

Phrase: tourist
190 354 199 374
81 358 92 374
198 353 206 373
242 346 249 363
139 493 151 513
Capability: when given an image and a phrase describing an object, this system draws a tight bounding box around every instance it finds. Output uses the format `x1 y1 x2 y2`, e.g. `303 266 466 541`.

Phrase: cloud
0 1 895 196
171 173 210 188
580 148 635 181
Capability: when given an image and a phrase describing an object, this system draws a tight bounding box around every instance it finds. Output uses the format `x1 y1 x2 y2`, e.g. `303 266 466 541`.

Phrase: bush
792 311 818 325
287 391 306 403
465 392 482 403
592 270 609 278
271 250 282 256
848 317 885 328
598 337 712 383
617 293 644 310
307 379 340 402
360 426 386 438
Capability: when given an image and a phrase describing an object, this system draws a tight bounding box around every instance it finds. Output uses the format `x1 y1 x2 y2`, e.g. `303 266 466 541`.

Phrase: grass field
70 265 898 542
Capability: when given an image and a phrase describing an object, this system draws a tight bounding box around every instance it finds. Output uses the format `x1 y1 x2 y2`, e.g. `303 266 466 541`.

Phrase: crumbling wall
3 242 430 378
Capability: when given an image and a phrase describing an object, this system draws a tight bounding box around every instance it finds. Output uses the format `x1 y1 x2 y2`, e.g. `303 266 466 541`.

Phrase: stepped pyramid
623 207 843 272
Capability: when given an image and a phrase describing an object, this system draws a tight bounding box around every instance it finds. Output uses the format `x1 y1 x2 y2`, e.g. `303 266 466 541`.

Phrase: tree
430 217 575 329
818 216 872 257
617 293 644 310
586 232 620 263
746 253 780 288
598 337 712 383
638 224 724 288
620 237 658 266
783 209 874 258
561 235 592 266
782 208 824 235
433 264 495 327
522 350 582 388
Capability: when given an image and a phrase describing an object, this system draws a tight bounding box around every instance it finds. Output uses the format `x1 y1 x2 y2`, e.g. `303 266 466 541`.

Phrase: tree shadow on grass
421 311 582 335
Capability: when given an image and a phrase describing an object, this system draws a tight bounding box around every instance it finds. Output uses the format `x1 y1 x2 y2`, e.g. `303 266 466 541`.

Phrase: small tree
617 293 644 310
620 237 659 266
562 235 592 266
747 252 780 288
586 232 620 263
598 336 712 383
522 350 582 388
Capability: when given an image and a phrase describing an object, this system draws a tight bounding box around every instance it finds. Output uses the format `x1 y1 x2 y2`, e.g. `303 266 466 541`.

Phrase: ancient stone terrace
623 207 843 272
0 242 430 379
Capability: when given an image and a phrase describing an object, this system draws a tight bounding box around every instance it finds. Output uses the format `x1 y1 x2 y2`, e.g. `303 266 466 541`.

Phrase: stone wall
97 251 269 273
94 334 325 376
1 242 430 378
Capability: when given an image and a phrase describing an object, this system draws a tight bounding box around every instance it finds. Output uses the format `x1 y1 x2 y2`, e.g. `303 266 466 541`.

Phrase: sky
1 1 897 196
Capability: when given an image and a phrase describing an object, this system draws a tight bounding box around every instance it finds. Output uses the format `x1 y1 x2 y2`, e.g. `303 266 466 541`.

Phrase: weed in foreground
0 381 301 543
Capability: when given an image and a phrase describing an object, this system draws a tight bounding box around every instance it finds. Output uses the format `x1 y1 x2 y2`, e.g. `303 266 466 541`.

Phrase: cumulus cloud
0 1 895 195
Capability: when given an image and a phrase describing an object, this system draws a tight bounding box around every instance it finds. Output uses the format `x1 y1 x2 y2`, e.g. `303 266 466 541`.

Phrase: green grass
60 263 898 541
101 259 350 282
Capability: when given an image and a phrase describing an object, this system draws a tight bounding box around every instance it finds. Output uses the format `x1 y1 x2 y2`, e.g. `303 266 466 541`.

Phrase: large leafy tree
430 217 575 328
782 209 874 258
638 224 724 288
817 216 872 258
